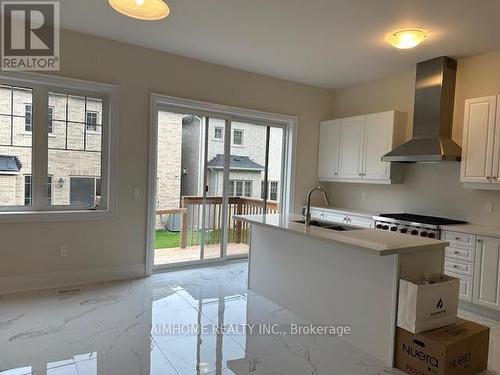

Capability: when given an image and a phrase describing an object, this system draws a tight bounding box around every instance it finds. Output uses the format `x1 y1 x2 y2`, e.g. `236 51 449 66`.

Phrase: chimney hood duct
382 56 462 163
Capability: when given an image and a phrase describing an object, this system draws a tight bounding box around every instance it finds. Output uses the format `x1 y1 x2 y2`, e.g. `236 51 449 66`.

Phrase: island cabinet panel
318 111 406 184
247 223 445 366
473 236 500 310
461 95 500 189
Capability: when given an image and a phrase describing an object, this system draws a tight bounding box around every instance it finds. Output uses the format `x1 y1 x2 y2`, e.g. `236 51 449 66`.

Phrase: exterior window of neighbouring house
48 106 54 133
230 180 252 197
260 181 279 201
214 127 223 140
233 129 243 146
25 104 33 132
24 175 53 205
86 111 98 132
270 181 278 201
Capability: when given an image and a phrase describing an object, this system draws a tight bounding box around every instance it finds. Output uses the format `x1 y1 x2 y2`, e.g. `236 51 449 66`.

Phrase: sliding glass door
153 107 287 268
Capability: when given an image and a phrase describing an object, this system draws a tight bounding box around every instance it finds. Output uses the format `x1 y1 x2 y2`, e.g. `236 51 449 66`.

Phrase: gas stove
372 213 466 239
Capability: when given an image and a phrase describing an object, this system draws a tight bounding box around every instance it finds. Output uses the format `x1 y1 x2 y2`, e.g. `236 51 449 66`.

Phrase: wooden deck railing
157 196 278 249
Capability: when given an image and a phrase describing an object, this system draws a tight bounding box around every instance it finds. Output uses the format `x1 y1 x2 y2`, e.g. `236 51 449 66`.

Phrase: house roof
207 154 264 171
0 155 22 174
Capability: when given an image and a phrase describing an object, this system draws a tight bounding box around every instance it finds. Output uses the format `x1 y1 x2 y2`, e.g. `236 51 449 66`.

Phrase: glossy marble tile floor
0 261 498 375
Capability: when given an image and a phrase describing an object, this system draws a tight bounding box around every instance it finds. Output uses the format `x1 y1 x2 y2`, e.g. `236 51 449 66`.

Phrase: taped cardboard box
398 274 460 334
395 319 489 375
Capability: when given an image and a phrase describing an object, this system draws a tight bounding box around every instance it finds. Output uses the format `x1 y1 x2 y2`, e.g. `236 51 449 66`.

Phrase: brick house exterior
0 86 102 207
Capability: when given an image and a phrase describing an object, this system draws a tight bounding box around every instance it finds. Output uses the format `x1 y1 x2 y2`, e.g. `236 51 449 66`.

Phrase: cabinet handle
454 251 459 254
486 176 491 180
455 237 460 240
494 177 498 180
334 172 338 175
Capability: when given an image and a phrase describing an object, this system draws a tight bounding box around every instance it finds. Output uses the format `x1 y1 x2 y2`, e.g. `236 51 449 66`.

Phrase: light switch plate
361 192 367 201
484 202 493 213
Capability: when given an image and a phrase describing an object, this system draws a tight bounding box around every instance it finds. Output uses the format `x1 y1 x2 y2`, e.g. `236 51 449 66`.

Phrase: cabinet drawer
444 271 473 302
325 212 347 224
445 246 475 262
348 215 373 228
445 258 474 278
309 209 325 220
442 231 476 248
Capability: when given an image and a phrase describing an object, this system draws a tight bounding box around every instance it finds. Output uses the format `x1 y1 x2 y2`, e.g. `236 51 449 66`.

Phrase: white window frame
213 126 224 141
0 71 118 222
147 94 297 274
232 128 244 146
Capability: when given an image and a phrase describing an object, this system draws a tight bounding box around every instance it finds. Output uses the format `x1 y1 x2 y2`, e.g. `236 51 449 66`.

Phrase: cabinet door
338 116 365 179
362 112 392 180
461 96 497 183
318 120 341 179
473 236 500 310
492 97 500 185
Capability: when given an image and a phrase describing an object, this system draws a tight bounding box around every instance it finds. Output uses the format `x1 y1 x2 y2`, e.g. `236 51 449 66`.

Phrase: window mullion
32 86 49 211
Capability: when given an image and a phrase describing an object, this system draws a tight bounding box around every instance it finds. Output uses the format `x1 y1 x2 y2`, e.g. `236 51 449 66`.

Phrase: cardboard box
398 275 460 333
395 319 490 375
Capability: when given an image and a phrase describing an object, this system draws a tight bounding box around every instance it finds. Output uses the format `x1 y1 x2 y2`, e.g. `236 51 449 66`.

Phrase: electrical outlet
59 246 69 257
484 202 493 214
133 187 141 199
361 192 367 201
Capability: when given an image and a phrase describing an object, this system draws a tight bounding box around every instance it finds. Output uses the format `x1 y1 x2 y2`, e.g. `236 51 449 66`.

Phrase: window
86 111 98 132
0 74 115 216
229 180 252 197
233 129 243 146
48 107 54 133
260 181 279 201
24 175 53 205
214 126 223 140
70 177 101 207
25 104 32 132
270 181 278 201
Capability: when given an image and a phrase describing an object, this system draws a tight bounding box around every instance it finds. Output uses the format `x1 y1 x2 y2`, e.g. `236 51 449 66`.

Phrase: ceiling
58 0 500 90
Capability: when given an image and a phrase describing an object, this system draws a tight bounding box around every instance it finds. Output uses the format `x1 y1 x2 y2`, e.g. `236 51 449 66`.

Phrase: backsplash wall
325 51 500 226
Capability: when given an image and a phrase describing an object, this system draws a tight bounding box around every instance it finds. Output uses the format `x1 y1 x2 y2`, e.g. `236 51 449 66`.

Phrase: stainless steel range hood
382 56 462 163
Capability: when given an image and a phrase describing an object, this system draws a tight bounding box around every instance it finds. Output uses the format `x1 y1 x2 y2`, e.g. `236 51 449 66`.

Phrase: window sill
0 209 115 223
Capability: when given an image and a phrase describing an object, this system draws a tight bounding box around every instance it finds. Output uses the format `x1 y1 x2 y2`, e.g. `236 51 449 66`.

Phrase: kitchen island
235 214 449 365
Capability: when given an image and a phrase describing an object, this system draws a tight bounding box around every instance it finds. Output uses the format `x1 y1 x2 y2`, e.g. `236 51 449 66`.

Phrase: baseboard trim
0 264 146 296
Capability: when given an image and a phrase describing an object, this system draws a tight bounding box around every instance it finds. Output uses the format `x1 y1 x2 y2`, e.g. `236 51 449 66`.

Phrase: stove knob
420 231 428 237
400 228 408 234
410 230 419 236
428 233 436 239
383 225 389 230
376 224 383 229
390 227 398 232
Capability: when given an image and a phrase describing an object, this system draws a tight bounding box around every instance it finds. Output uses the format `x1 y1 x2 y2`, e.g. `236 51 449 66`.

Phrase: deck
155 243 249 265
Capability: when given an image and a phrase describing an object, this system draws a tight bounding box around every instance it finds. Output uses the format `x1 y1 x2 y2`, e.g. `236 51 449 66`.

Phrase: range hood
382 56 462 163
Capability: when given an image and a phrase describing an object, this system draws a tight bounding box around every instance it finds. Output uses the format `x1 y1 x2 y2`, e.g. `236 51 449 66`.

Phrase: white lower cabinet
473 236 500 310
442 230 500 311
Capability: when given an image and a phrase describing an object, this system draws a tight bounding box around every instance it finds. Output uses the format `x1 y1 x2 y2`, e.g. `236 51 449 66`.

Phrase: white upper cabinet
318 111 406 184
461 96 498 185
339 116 365 179
317 120 341 179
363 112 393 180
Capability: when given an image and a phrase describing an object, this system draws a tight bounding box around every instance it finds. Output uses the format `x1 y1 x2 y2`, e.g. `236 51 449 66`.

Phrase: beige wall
0 29 334 278
327 51 500 225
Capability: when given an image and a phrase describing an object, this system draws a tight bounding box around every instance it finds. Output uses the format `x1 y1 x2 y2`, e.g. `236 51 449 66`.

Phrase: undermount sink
294 219 361 231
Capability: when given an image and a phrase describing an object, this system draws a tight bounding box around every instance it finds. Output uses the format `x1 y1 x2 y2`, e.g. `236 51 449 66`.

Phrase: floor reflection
0 261 498 375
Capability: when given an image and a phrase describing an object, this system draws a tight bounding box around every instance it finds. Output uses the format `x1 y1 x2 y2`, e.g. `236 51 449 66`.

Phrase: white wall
326 51 500 225
0 29 333 280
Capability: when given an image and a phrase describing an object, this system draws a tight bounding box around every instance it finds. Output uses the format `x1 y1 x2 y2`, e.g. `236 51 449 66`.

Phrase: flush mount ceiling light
108 0 170 20
386 29 427 49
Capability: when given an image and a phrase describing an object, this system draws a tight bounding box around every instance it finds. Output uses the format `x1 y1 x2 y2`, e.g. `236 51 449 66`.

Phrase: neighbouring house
0 85 103 207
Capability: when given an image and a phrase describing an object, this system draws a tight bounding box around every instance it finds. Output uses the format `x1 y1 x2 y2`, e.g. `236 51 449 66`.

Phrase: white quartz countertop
235 214 448 256
440 223 500 237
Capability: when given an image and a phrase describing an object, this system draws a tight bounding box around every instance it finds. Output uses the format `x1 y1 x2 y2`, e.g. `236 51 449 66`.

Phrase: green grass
155 230 181 249
154 228 248 249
